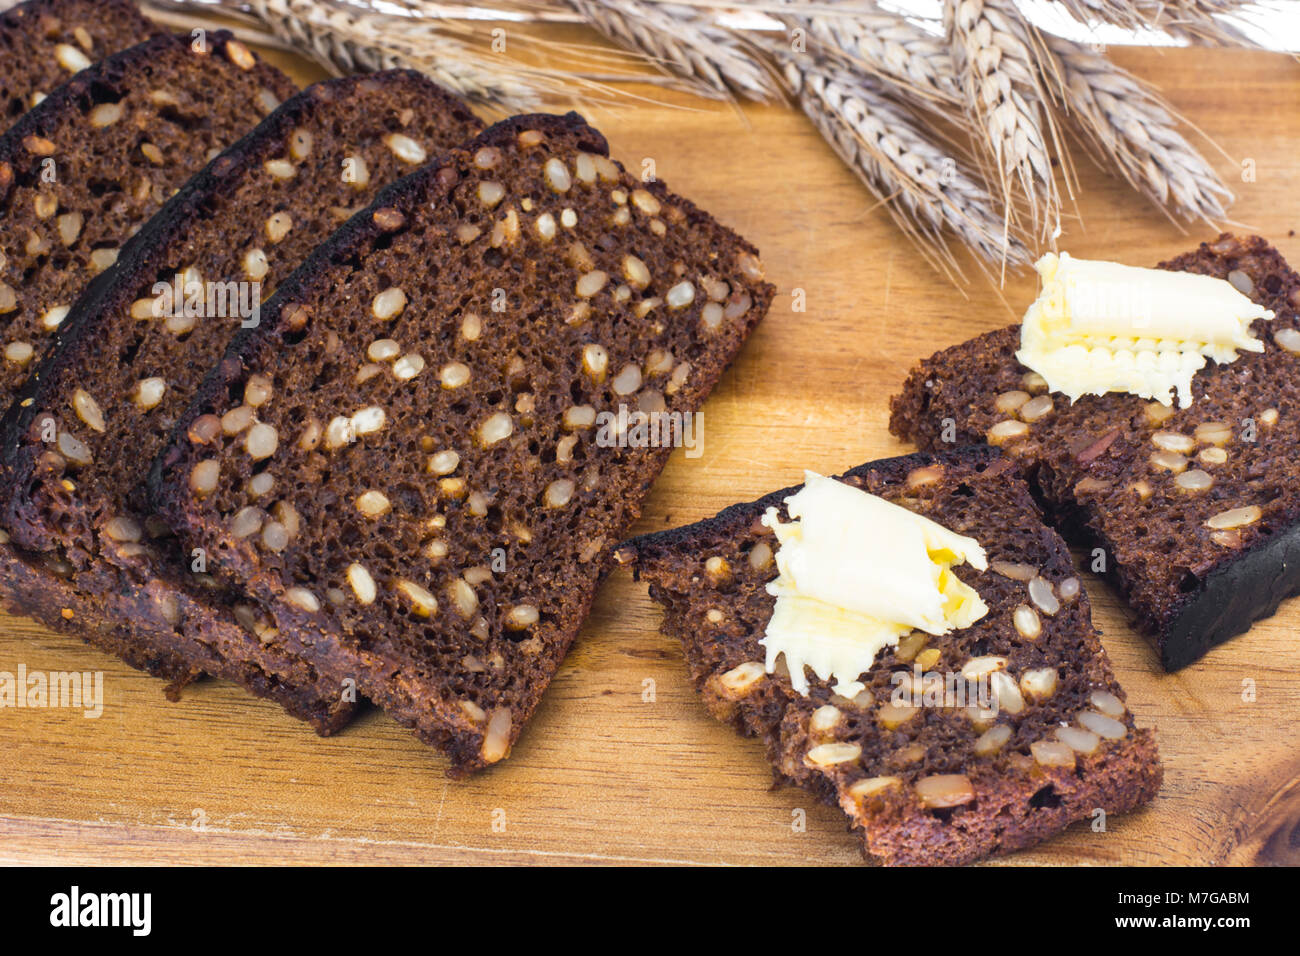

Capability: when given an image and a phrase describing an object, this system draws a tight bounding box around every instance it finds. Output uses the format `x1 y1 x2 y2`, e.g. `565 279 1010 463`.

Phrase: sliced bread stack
0 69 483 731
0 29 296 687
0 0 156 130
149 112 774 772
890 235 1300 669
621 448 1162 865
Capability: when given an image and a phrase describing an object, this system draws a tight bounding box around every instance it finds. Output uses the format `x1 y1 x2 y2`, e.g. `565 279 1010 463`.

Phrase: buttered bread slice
891 235 1300 669
621 448 1161 866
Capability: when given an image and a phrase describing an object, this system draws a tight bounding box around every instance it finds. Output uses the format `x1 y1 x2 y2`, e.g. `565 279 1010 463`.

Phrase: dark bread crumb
0 30 296 401
623 447 1161 866
150 112 774 774
0 71 482 733
889 235 1300 669
0 0 157 132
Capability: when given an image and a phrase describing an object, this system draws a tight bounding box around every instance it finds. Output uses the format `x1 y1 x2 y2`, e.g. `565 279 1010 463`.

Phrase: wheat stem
565 0 780 102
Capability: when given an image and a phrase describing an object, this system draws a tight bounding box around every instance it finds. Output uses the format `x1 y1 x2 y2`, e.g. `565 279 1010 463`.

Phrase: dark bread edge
148 111 774 773
1152 236 1300 668
0 0 154 39
1030 463 1300 671
620 447 1161 865
0 545 356 732
888 234 1300 671
1 0 151 25
1162 520 1300 670
0 544 199 687
622 445 1005 568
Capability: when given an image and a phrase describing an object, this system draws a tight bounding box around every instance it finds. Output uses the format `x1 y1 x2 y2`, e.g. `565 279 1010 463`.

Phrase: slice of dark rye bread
890 234 1300 670
619 448 1161 866
1 0 157 130
0 71 482 733
148 112 774 774
0 32 301 709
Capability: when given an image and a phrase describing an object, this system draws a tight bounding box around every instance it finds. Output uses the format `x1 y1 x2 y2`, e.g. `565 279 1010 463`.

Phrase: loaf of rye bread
1 0 156 131
0 31 301 708
0 71 482 733
890 235 1300 669
149 112 774 774
620 448 1161 866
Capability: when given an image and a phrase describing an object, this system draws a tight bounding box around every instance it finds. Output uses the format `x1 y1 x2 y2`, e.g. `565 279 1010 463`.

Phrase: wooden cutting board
2 22 1299 865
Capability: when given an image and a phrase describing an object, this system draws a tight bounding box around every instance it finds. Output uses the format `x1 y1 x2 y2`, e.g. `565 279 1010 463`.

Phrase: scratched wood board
0 24 1298 864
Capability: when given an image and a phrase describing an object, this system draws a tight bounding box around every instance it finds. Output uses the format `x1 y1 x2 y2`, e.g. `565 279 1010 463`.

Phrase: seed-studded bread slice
620 448 1161 866
890 235 1300 670
1 0 157 130
150 112 773 774
0 71 482 733
0 31 301 715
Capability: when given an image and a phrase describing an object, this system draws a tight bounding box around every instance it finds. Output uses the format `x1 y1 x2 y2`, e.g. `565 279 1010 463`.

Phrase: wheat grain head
1046 34 1232 224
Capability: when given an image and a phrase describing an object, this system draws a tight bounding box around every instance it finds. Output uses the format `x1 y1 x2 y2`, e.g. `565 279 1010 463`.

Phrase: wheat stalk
770 48 1030 276
781 3 963 108
1046 35 1232 224
252 0 558 108
142 0 1264 280
1053 0 1263 46
946 0 1063 243
565 0 780 101
150 0 686 111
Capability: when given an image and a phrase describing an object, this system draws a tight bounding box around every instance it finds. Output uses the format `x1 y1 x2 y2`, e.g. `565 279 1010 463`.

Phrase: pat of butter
1016 252 1273 407
760 472 988 699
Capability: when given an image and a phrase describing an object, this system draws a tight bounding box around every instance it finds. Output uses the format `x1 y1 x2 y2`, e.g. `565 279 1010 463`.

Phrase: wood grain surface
1 20 1298 865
